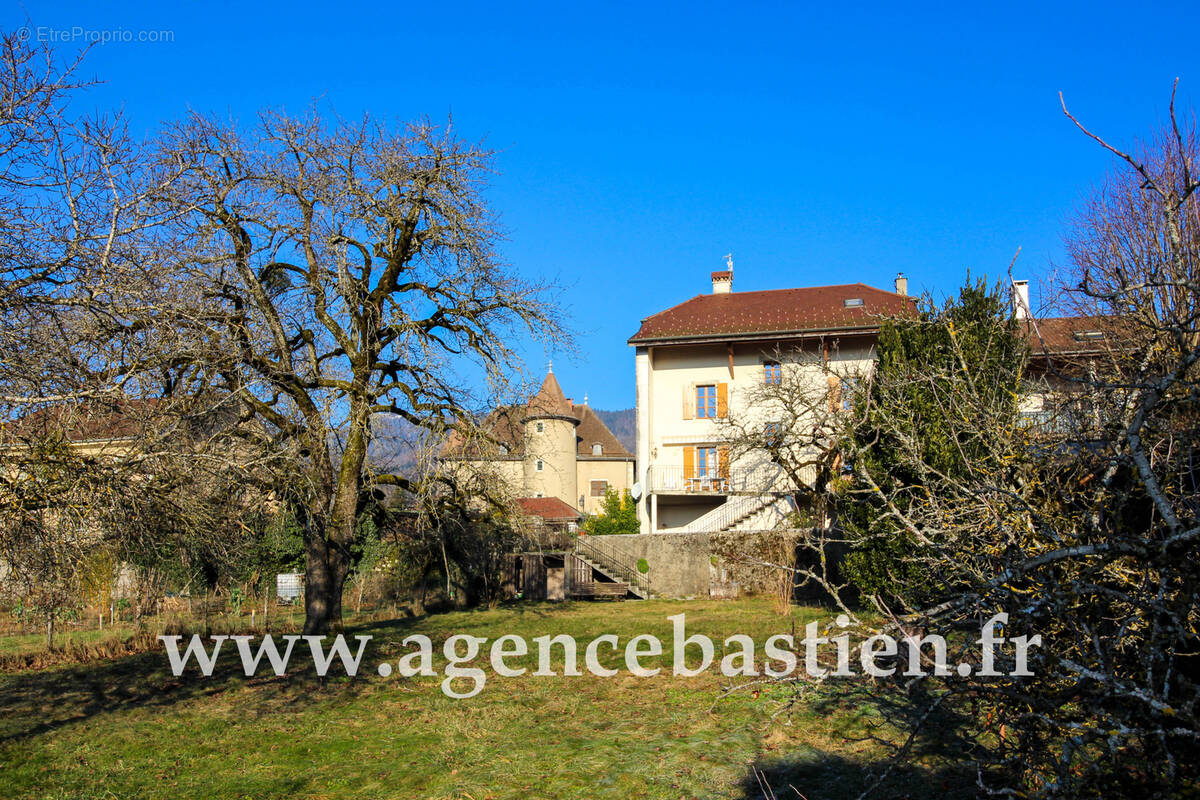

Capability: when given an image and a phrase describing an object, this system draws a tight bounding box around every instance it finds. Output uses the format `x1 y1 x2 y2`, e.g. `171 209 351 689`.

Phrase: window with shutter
764 360 781 384
696 385 717 418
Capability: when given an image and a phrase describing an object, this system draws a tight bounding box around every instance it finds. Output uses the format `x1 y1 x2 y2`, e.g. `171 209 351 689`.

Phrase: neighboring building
440 369 636 517
1 397 162 459
627 269 1104 536
1 396 252 459
1021 347 1127 439
0 396 265 604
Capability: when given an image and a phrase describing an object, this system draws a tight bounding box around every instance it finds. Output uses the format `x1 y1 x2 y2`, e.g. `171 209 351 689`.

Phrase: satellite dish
630 482 643 501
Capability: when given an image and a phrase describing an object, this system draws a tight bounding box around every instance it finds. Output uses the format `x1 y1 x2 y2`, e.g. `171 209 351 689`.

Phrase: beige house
440 370 636 517
628 269 1103 535
629 270 914 534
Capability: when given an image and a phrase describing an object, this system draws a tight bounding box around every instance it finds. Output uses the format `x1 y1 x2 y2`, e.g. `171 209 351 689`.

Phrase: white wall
636 336 878 533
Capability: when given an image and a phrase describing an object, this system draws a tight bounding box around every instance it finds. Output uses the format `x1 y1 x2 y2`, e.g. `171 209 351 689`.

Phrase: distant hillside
367 414 421 476
592 408 635 453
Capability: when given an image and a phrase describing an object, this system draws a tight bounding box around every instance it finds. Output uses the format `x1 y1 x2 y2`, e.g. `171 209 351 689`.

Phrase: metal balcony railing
645 463 803 494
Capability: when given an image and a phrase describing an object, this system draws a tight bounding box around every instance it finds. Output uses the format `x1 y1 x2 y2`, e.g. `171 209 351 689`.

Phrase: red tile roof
3 396 249 449
1022 316 1128 357
629 283 917 343
515 496 582 522
572 404 632 458
4 398 160 443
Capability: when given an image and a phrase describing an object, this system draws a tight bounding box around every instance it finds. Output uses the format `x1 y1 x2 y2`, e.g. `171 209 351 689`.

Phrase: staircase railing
679 494 767 534
574 536 651 598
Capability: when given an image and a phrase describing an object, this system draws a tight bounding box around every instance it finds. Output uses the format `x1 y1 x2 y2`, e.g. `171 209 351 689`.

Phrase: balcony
646 463 803 495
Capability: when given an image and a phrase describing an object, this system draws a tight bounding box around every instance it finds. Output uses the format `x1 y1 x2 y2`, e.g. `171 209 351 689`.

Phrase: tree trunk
413 577 427 617
302 529 338 634
301 402 369 635
300 485 358 634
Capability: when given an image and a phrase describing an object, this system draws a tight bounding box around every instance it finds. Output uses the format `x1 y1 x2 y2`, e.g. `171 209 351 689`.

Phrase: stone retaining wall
600 531 802 598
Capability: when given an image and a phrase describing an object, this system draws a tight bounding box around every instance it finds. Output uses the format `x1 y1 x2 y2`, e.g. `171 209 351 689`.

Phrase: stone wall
601 530 801 598
603 532 713 597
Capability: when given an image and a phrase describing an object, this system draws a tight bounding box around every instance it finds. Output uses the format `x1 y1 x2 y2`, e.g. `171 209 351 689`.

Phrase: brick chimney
894 273 908 296
711 270 732 294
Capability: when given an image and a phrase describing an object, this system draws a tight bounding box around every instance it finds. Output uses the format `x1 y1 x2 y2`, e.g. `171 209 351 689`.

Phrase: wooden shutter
827 375 841 413
682 385 694 419
717 382 729 417
718 446 730 480
683 446 696 480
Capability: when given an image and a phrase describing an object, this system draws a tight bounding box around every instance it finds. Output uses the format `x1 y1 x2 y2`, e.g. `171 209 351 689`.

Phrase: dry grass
0 598 975 799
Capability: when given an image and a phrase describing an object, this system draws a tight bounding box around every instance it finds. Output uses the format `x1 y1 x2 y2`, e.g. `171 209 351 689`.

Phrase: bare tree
732 92 1200 798
147 108 566 633
0 395 279 645
0 34 561 635
713 341 867 611
0 33 175 412
0 35 286 639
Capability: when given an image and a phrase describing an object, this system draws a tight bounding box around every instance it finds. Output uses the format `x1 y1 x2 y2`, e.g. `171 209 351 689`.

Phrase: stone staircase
678 493 794 534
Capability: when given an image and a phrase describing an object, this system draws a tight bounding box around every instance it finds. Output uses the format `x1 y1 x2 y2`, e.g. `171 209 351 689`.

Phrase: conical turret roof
527 369 578 420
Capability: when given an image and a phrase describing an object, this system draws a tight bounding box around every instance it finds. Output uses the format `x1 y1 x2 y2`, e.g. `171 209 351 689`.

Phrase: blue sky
7 1 1198 409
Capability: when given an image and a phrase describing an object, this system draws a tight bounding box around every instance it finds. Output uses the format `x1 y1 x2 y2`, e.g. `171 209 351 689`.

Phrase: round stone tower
523 368 580 506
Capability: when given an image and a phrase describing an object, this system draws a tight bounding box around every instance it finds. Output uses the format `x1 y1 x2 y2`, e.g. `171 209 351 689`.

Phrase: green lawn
0 598 975 799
